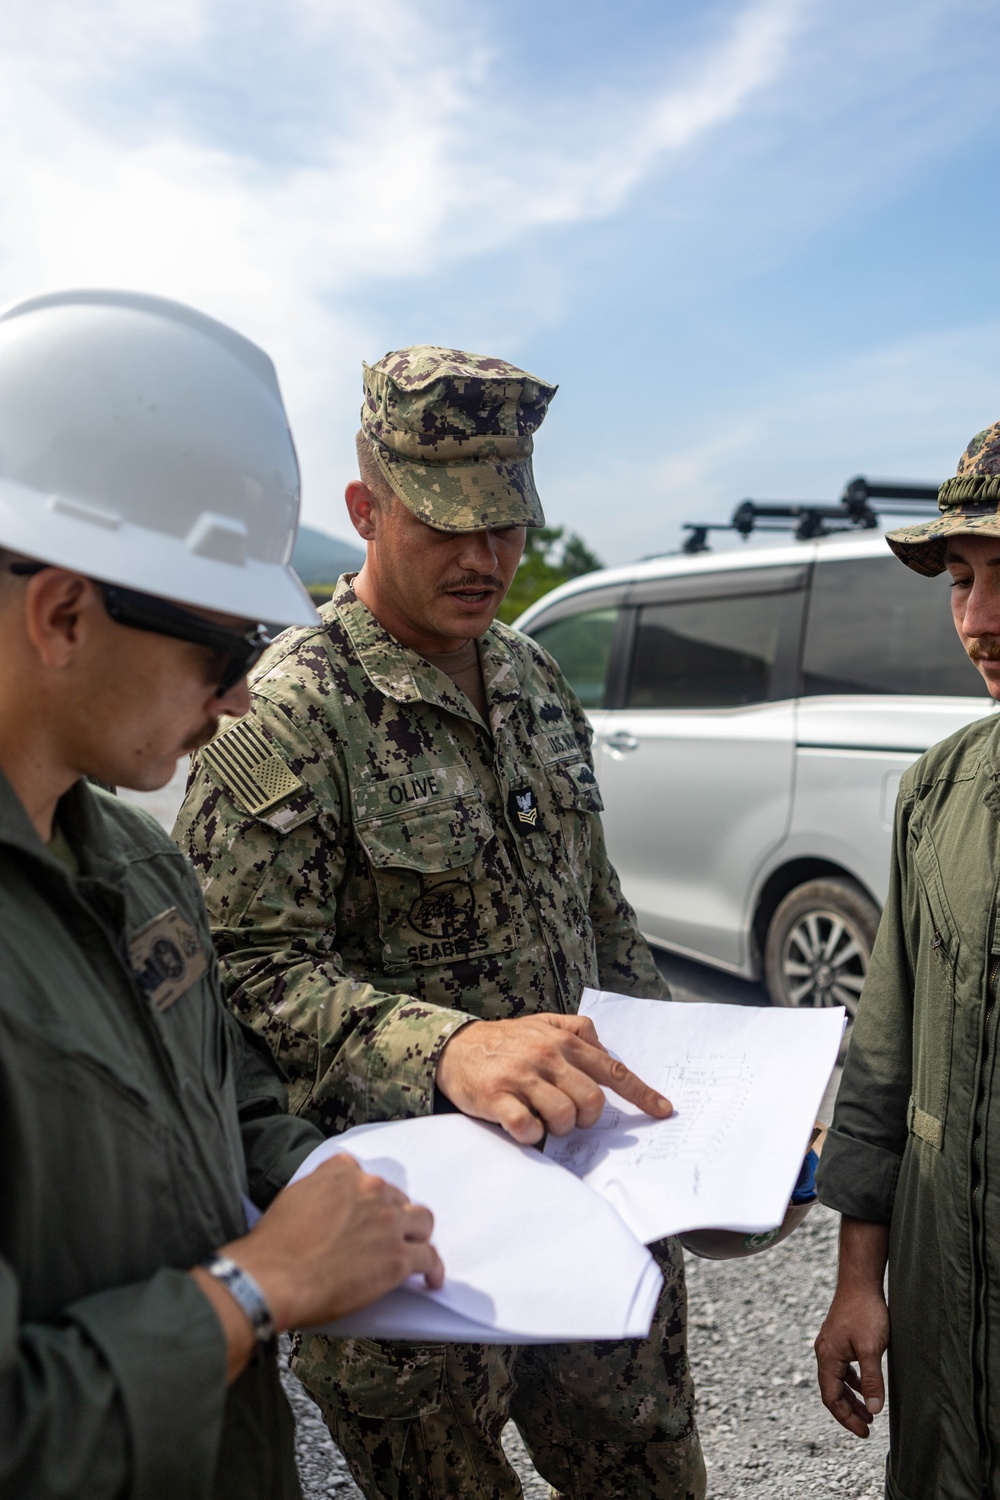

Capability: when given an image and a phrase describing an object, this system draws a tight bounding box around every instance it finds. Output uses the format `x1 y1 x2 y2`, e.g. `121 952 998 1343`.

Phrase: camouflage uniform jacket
176 576 667 1136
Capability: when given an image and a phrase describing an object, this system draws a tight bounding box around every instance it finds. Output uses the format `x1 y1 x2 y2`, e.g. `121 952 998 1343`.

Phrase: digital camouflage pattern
291 1237 705 1500
887 416 1000 576
175 575 667 1134
361 345 556 533
174 575 701 1498
955 419 1000 478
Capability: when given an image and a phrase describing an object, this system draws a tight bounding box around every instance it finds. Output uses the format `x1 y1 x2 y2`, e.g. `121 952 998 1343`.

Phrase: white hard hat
0 289 317 626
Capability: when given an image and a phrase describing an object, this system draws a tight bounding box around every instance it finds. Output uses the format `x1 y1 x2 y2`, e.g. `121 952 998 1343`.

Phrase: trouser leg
509 1237 706 1500
290 1334 523 1500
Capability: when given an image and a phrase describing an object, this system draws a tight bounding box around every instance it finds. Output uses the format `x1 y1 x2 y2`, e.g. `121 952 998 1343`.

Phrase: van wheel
764 878 879 1018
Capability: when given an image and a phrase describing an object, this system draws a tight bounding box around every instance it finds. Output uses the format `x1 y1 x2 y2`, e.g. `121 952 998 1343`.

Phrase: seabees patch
201 719 310 831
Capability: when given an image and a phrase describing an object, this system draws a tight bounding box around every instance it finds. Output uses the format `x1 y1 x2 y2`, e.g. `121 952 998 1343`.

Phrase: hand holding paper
289 1114 662 1344
282 991 842 1344
229 1153 443 1331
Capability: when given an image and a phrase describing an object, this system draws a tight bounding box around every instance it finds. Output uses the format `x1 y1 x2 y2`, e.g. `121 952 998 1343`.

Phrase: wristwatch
200 1254 277 1353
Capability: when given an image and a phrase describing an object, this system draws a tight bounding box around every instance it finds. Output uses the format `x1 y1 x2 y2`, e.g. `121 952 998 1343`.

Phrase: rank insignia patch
129 907 209 1012
508 786 539 829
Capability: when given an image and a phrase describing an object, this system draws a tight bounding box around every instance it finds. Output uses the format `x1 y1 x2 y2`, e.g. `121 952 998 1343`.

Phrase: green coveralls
176 577 706 1500
0 772 322 1499
818 712 1000 1500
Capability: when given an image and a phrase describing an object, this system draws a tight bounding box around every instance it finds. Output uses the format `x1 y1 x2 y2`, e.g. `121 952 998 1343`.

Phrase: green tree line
496 527 602 625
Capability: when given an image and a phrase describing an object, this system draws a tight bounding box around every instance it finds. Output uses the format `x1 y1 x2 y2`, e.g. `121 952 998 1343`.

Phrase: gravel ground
683 1203 887 1497
280 1203 888 1498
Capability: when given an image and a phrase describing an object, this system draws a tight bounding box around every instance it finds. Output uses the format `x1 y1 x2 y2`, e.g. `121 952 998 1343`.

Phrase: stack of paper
287 991 844 1342
289 1112 663 1343
544 989 845 1243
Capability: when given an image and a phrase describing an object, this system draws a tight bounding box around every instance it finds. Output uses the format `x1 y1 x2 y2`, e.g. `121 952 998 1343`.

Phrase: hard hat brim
0 478 317 626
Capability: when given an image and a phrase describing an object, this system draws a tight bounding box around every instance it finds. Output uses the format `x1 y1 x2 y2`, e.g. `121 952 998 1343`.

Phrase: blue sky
1 0 998 564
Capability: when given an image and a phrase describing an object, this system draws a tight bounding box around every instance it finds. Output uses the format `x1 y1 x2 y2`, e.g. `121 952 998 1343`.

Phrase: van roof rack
679 476 941 555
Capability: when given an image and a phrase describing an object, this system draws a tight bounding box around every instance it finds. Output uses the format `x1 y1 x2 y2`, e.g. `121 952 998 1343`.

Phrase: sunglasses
9 562 272 696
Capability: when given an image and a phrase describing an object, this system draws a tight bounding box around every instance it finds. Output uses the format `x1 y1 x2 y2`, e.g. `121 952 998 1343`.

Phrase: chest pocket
355 798 527 969
546 757 604 814
523 756 604 868
505 758 603 871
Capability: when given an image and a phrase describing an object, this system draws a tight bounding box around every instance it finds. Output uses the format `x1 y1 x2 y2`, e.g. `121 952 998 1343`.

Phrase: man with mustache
814 419 1000 1499
176 346 706 1500
0 293 443 1500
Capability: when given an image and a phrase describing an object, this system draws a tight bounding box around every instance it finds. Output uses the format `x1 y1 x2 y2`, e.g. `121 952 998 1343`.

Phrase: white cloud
0 0 808 532
0 0 986 548
503 0 803 228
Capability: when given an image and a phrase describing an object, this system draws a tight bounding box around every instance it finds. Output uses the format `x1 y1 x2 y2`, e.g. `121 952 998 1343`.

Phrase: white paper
289 1113 662 1343
543 990 844 1244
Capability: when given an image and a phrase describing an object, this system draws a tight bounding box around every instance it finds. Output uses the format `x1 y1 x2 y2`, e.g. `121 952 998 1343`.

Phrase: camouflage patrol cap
360 345 557 532
888 419 1000 575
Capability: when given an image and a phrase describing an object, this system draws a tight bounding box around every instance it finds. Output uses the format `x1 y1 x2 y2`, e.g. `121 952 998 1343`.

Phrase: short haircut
355 430 398 507
0 548 24 604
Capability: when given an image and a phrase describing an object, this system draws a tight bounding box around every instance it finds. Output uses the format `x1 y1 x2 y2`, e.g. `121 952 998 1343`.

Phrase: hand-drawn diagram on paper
549 1050 752 1179
542 990 845 1243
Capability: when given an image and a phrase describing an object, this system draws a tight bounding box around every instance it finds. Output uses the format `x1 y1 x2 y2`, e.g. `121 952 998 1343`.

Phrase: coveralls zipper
56 860 250 1230
970 946 1000 1492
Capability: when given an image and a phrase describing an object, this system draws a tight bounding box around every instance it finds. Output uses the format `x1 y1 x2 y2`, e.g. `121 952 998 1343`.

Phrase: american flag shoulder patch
201 719 304 817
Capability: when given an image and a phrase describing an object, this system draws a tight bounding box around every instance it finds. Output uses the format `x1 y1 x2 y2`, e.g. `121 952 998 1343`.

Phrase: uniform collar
0 769 123 884
0 767 50 857
333 575 523 735
979 712 1000 824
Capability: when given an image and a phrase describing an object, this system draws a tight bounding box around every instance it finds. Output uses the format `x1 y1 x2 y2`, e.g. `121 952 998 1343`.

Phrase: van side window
627 592 788 709
802 556 987 697
531 607 620 709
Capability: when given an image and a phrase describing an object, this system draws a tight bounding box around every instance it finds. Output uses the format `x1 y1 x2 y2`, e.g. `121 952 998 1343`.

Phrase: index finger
570 1039 672 1119
817 1359 874 1438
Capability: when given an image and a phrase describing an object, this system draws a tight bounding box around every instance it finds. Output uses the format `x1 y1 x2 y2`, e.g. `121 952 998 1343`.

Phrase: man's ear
345 481 380 542
22 571 97 670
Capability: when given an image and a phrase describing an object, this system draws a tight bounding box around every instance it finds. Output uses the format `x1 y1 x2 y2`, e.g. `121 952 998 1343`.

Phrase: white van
514 532 992 1014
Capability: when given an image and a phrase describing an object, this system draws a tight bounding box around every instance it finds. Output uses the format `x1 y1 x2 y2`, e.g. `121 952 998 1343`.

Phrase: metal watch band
200 1254 277 1349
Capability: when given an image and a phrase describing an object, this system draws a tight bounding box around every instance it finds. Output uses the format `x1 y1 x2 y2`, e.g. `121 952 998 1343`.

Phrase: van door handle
603 731 639 755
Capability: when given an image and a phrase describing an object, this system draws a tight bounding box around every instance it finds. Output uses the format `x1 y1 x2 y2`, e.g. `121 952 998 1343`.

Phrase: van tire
764 878 879 1018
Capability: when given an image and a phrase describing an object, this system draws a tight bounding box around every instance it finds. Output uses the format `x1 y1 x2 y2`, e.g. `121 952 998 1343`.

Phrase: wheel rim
779 906 868 1016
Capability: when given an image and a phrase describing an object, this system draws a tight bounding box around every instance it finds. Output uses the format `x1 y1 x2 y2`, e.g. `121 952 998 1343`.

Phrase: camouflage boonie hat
360 345 557 532
888 419 1000 575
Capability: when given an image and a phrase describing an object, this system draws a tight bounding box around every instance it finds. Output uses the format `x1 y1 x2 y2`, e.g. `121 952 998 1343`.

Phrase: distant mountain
291 524 364 585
